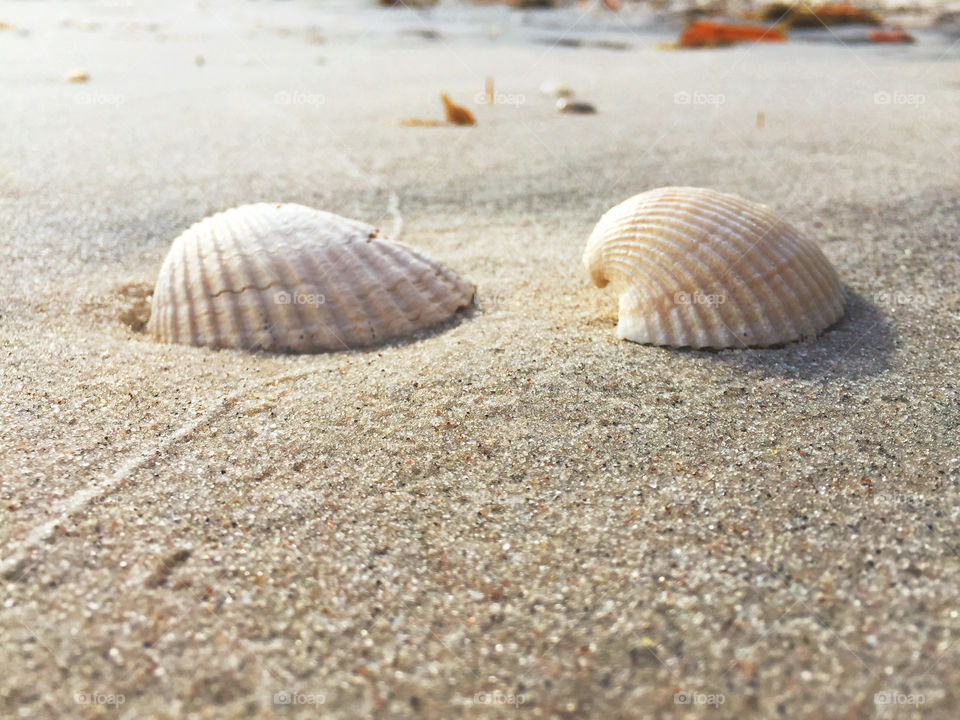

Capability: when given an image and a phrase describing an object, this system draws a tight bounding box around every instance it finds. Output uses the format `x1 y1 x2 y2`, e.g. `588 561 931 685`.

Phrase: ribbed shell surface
148 203 475 352
583 187 844 348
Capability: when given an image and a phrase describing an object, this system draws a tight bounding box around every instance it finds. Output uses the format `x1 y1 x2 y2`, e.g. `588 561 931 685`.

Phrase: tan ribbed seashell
148 203 475 352
584 187 844 348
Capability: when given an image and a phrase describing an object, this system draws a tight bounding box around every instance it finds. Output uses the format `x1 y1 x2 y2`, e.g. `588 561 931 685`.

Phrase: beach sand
1 1 959 718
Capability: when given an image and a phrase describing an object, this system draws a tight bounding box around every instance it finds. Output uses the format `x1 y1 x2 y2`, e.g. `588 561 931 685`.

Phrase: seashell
148 203 475 352
583 186 844 348
556 99 596 114
440 93 476 126
539 80 573 98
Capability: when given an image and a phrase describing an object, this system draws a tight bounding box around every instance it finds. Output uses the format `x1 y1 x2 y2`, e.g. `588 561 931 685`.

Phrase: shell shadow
349 302 479 354
689 290 896 381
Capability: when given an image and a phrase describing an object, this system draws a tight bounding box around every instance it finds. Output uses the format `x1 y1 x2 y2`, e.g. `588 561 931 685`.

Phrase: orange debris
679 21 786 48
440 93 476 126
868 28 915 43
811 3 881 25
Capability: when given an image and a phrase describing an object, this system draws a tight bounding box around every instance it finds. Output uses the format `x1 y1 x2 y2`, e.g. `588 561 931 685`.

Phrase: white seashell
539 80 573 98
583 187 844 348
148 203 475 352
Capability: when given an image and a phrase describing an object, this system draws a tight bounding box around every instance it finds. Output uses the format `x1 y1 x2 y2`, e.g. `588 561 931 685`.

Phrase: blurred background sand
1 1 959 718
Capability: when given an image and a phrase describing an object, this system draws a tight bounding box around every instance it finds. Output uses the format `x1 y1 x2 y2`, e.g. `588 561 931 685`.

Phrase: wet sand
1 1 959 718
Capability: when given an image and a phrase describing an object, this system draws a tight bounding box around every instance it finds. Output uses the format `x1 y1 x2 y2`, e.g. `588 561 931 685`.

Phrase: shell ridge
225 206 280 350
758 225 834 334
263 205 344 350
270 207 355 351
361 238 472 342
611 262 682 345
721 238 801 345
674 287 703 346
314 239 374 348
688 236 760 333
219 212 278 347
783 226 844 325
149 244 174 340
347 239 414 345
759 240 824 335
288 247 345 350
366 240 425 319
379 242 465 328
179 231 201 346
155 238 182 342
293 244 353 350
601 203 771 277
166 240 186 342
206 211 258 348
319 220 387 348
600 257 675 319
684 203 806 342
193 221 225 347
709 226 795 345
374 242 459 323
692 197 819 331
249 205 328 351
601 228 762 345
376 240 473 323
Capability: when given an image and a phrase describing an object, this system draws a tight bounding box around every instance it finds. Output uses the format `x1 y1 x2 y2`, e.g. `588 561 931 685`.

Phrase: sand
1 1 959 718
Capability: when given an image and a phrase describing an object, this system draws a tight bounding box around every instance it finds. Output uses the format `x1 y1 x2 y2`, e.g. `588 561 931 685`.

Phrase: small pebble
556 99 596 114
